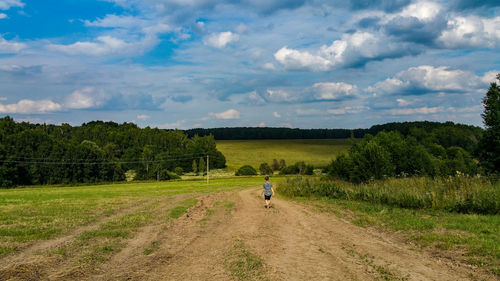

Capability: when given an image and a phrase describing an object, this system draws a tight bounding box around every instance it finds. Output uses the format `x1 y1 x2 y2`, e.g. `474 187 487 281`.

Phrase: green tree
235 165 257 176
478 73 500 175
271 159 280 171
192 160 198 175
198 157 206 175
259 163 273 175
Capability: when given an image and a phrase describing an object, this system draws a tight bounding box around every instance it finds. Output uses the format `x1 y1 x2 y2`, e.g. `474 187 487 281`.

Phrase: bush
174 167 184 176
259 163 273 175
235 165 257 176
159 169 180 180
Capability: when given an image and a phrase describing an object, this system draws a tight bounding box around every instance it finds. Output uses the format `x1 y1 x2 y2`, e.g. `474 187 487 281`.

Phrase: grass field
216 139 351 171
0 177 276 258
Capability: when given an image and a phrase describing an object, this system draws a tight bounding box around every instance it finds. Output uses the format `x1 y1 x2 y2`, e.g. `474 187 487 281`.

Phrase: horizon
0 0 499 129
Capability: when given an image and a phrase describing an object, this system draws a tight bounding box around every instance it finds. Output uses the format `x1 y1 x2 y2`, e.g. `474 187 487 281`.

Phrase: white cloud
262 62 275 70
399 1 441 22
0 97 7 101
84 14 149 29
296 108 322 116
311 82 359 100
137 114 150 120
327 106 368 115
273 111 281 118
274 31 417 71
256 122 266 127
396 98 412 106
366 65 494 96
47 36 136 56
204 31 239 48
0 0 24 10
274 47 331 71
0 99 62 114
265 89 298 103
438 16 500 49
387 106 444 115
0 13 6 19
212 109 240 119
0 36 26 53
64 87 107 109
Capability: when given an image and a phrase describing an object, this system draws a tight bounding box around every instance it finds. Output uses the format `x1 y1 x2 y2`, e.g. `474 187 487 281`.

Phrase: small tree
192 160 198 175
259 163 273 175
279 159 286 169
271 159 280 171
235 165 257 176
478 73 500 175
198 157 206 175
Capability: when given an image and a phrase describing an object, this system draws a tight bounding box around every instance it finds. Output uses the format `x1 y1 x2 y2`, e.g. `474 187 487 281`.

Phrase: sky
0 0 499 129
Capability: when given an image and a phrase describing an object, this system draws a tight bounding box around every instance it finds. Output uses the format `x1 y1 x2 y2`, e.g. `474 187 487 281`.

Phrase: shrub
159 170 180 180
235 165 257 176
174 167 184 176
259 163 273 175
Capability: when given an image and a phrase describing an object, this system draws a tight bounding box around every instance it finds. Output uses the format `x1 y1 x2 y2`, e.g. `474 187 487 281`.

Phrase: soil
0 187 496 281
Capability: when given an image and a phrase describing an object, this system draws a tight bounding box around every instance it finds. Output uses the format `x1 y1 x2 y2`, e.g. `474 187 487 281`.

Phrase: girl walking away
261 176 275 208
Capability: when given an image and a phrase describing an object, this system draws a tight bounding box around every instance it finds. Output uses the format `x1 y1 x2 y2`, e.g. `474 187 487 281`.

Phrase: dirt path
2 187 496 280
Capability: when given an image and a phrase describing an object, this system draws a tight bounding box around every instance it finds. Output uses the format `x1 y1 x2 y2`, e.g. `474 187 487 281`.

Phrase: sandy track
1 187 496 280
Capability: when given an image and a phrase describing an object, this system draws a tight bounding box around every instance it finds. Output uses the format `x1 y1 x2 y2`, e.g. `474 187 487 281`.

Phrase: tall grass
278 176 500 214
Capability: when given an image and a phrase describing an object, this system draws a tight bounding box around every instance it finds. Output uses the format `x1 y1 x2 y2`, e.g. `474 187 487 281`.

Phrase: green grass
167 198 199 219
0 177 277 257
278 176 500 214
225 239 267 281
216 139 351 171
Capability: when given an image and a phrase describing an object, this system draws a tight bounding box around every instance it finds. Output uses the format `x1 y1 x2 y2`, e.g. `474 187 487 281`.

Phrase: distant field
216 139 351 171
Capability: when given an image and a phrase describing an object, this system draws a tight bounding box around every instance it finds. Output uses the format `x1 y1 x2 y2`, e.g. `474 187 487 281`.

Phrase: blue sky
0 0 499 129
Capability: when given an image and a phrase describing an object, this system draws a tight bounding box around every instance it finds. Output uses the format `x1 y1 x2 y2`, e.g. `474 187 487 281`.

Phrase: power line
0 155 223 165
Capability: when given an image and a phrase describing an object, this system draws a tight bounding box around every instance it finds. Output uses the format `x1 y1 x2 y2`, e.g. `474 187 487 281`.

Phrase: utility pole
207 155 209 184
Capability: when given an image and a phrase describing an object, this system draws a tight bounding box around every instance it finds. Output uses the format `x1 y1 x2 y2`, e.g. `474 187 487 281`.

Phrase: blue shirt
263 182 273 196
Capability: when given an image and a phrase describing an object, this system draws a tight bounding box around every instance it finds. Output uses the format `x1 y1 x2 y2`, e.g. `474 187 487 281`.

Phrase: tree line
184 121 483 141
0 118 226 187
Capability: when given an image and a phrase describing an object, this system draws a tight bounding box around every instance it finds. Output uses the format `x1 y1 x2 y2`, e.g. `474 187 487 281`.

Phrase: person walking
261 176 274 208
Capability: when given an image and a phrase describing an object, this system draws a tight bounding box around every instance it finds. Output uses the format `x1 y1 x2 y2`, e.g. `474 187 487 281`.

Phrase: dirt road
1 187 495 280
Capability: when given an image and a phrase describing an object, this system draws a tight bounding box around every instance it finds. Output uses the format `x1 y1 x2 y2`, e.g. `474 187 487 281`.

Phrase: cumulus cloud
296 108 322 116
274 31 420 71
47 36 141 56
387 106 444 115
0 13 6 19
262 81 359 103
137 114 150 120
311 82 359 100
273 111 281 118
0 99 62 114
0 36 26 53
0 65 42 76
437 16 500 49
366 65 494 96
47 18 172 57
0 0 24 10
84 14 149 29
64 87 107 109
203 31 239 48
212 109 240 119
327 106 368 115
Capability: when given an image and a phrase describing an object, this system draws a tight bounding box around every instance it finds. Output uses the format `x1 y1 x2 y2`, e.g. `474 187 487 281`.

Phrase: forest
184 121 483 141
0 118 226 187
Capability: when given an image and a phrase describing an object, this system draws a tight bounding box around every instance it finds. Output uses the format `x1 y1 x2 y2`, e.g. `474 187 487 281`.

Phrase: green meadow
216 139 351 170
0 177 277 257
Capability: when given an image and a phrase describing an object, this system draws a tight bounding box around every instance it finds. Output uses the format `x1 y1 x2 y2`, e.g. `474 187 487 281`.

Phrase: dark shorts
264 195 272 200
